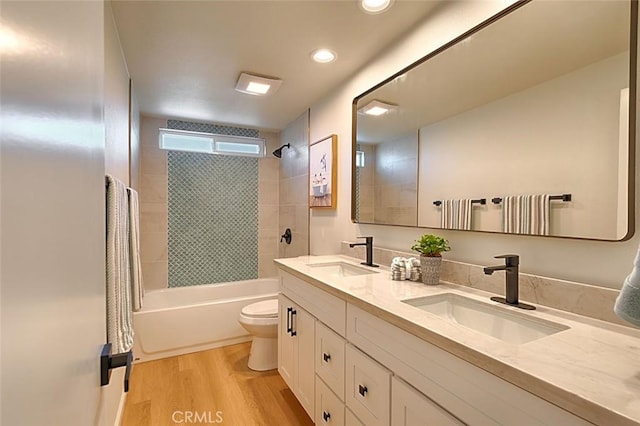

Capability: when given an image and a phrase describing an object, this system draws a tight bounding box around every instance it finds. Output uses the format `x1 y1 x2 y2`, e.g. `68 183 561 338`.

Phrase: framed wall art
309 134 337 209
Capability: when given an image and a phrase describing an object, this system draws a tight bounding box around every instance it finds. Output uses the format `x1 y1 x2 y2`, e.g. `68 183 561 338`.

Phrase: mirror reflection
353 0 635 240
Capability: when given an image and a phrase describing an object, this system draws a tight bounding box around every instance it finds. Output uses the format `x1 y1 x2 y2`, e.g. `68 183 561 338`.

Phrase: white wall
418 53 627 240
0 1 108 425
309 0 639 289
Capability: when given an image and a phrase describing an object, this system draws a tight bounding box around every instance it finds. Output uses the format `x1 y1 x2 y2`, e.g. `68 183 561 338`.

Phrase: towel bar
100 343 132 392
433 198 486 206
491 194 572 204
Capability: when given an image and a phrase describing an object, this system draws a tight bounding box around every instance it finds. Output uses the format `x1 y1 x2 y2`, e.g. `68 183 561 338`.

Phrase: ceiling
110 0 443 131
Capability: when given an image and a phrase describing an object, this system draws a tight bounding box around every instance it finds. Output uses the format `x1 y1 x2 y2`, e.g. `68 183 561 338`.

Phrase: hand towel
106 175 134 354
127 187 144 312
502 194 550 235
615 245 640 328
441 199 472 230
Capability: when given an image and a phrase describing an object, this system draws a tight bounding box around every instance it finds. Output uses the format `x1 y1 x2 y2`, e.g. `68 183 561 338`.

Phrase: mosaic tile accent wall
166 120 259 287
167 119 259 138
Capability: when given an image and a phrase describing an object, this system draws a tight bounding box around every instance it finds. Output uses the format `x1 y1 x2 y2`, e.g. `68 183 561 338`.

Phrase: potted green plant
411 234 450 285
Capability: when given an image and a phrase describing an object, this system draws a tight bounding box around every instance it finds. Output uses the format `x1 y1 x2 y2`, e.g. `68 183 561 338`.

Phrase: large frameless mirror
352 0 637 241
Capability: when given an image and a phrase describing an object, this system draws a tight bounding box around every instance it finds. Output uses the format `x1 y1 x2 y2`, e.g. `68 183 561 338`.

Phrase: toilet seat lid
241 299 278 318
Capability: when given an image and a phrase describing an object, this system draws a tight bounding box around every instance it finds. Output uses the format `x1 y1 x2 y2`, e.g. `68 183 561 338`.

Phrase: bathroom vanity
275 255 640 425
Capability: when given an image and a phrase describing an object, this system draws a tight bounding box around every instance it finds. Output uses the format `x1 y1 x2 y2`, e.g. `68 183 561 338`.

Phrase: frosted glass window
215 141 262 156
160 130 214 153
160 128 264 157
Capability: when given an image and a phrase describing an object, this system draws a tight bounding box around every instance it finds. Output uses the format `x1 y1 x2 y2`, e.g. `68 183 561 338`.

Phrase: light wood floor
121 342 314 426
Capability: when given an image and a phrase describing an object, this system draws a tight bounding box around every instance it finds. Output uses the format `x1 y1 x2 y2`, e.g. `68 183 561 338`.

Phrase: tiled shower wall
167 151 259 287
279 111 310 258
138 115 280 290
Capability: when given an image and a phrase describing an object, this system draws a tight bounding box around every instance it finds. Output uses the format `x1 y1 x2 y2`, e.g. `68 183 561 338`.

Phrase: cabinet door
278 294 296 389
392 376 464 426
316 321 346 400
316 377 345 426
345 344 391 426
295 304 316 419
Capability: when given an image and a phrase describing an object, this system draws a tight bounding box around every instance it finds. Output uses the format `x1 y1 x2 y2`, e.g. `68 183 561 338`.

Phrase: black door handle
100 343 133 392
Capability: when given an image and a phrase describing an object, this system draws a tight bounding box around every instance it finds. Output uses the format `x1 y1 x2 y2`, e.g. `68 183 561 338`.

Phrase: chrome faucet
483 254 535 310
349 236 379 268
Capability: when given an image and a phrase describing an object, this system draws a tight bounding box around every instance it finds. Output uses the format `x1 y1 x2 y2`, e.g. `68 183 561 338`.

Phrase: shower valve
280 228 292 244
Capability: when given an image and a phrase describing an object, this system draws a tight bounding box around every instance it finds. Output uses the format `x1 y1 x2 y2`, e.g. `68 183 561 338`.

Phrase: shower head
272 143 291 158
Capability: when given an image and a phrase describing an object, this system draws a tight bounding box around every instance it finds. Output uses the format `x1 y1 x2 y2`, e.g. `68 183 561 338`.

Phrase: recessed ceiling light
235 72 282 96
358 99 397 116
311 48 337 64
359 0 394 14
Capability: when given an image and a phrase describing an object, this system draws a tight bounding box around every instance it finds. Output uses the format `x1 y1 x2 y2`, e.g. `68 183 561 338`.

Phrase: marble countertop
275 255 640 426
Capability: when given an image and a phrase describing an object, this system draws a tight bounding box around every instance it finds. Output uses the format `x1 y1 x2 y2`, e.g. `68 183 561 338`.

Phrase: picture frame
309 134 337 209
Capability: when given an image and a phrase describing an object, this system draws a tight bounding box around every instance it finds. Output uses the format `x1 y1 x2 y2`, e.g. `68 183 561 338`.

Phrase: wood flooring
121 342 314 426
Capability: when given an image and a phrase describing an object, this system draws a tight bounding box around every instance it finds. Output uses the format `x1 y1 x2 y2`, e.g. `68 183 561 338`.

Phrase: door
0 1 107 425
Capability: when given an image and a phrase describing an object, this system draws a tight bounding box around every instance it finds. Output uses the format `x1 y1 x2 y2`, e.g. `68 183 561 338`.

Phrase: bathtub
132 278 279 363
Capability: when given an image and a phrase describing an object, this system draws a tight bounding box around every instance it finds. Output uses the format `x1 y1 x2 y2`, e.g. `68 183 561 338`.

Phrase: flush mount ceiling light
235 72 282 96
359 0 394 14
358 99 397 116
311 48 337 63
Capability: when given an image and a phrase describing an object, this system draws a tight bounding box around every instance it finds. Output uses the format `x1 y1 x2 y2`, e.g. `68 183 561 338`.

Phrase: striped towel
502 195 550 235
127 187 144 312
441 199 473 230
106 175 134 354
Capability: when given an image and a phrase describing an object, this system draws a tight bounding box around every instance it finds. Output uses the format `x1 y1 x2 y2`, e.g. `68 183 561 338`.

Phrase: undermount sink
403 293 569 345
306 261 379 278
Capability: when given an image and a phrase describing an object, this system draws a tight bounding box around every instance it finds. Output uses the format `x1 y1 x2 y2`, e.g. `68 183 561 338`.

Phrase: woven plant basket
420 255 442 285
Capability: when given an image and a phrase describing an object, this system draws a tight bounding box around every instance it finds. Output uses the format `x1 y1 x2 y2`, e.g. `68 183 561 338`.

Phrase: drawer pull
358 384 368 397
323 411 331 422
323 352 331 363
286 307 293 335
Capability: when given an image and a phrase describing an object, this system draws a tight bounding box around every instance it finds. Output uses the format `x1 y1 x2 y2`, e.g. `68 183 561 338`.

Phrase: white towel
615 245 640 328
441 199 472 230
127 187 144 312
502 195 550 235
106 175 134 354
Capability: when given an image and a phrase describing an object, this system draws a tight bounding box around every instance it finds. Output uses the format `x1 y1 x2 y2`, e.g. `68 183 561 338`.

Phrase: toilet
238 298 279 371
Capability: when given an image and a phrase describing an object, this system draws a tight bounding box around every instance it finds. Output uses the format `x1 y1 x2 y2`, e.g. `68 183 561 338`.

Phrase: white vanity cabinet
279 271 348 424
278 294 315 418
278 268 592 425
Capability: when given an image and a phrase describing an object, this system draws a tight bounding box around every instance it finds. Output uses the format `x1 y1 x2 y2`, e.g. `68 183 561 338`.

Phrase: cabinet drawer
316 377 345 426
345 408 364 426
316 322 346 401
345 344 391 426
281 271 346 336
392 376 464 426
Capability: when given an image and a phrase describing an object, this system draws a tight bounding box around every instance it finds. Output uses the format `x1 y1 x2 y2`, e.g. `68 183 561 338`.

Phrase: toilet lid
241 299 278 318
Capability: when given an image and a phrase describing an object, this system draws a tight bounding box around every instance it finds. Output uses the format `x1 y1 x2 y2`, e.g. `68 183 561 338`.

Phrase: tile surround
341 242 628 327
138 116 281 289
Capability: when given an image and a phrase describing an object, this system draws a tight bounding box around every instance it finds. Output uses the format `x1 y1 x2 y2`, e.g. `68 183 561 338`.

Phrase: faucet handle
494 254 519 266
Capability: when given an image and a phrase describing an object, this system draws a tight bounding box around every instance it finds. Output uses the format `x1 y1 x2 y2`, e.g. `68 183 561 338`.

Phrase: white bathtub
132 278 279 363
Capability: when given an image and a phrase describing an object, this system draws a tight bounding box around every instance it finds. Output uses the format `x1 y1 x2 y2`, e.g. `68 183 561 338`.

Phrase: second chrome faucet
483 254 535 310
